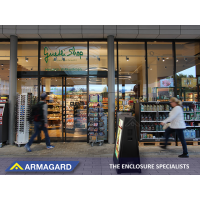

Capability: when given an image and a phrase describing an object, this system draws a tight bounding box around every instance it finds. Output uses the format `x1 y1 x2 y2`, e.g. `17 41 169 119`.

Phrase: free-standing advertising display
113 114 141 174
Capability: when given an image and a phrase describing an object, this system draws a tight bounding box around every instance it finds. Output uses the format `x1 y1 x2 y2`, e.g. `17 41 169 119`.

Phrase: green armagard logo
44 47 83 63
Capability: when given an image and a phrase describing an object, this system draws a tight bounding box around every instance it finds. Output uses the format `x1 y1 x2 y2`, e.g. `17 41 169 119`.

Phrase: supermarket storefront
1 39 200 143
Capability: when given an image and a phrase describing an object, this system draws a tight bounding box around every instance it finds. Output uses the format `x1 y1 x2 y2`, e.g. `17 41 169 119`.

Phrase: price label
193 138 198 141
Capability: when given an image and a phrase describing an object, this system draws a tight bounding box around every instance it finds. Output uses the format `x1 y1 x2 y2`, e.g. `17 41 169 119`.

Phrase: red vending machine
0 98 9 148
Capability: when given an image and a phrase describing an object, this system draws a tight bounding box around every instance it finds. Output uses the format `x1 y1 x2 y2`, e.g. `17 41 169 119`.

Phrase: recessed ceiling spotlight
184 57 188 62
120 68 121 71
157 57 160 61
126 56 129 61
162 58 165 62
166 57 169 59
40 57 42 60
165 66 167 69
25 57 29 62
176 59 178 62
1 64 3 67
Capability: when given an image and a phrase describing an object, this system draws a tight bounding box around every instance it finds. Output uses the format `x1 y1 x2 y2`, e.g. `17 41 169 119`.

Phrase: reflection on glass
147 42 174 101
89 77 108 140
89 42 108 75
0 42 10 96
17 41 38 71
65 78 87 141
118 42 146 110
40 42 87 75
176 42 200 102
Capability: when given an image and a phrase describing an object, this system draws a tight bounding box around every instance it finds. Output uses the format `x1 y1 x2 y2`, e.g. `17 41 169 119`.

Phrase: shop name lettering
44 47 83 63
45 68 82 71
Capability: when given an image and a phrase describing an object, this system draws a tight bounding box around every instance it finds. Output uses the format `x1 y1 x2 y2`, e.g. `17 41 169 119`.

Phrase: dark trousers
28 121 51 147
164 127 188 154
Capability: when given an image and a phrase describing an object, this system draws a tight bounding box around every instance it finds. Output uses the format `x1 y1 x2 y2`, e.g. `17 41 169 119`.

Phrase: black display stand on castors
113 115 141 174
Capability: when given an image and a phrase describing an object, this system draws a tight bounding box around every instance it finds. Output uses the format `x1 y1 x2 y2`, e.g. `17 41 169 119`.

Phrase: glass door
40 77 63 142
64 77 87 141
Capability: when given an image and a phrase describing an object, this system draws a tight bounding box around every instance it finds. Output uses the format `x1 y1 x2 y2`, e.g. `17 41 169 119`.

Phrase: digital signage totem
113 115 141 174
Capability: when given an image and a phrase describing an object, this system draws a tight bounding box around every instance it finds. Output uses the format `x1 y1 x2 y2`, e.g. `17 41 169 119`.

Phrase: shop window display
0 42 10 96
118 42 146 111
175 42 200 102
147 41 174 101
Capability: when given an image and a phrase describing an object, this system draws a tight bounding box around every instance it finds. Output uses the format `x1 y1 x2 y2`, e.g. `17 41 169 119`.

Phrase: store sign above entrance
44 47 83 63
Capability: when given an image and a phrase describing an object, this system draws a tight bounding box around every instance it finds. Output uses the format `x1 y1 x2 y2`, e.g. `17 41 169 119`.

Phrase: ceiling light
162 58 165 62
165 66 167 69
126 56 129 61
176 59 178 62
120 68 121 71
157 57 160 61
150 68 152 70
184 57 187 62
166 57 169 59
25 57 29 62
1 64 3 67
40 57 42 60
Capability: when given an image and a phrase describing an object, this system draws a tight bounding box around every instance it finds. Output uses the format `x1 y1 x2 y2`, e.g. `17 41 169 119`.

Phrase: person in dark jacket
25 93 54 152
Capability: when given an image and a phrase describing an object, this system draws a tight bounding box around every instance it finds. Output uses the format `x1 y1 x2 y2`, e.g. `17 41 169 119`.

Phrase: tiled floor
0 142 200 175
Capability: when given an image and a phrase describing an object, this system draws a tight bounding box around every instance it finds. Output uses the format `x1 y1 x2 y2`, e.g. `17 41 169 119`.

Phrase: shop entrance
40 77 87 142
63 77 87 141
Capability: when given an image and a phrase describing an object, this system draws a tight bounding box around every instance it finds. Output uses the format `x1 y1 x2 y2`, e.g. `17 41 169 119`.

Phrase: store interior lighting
126 56 129 61
176 59 178 62
157 57 160 61
184 57 188 61
165 66 167 69
1 64 3 67
25 57 29 62
162 58 165 62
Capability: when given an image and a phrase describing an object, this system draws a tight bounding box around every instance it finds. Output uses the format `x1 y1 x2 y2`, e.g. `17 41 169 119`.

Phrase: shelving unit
135 102 176 146
179 101 200 145
88 94 107 142
46 95 62 130
135 101 200 146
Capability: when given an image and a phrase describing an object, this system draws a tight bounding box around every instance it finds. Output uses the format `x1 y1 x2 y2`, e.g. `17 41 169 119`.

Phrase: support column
9 35 18 145
45 78 51 93
107 35 115 144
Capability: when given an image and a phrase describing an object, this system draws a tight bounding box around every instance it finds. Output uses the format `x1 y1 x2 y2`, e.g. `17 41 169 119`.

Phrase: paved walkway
0 143 200 175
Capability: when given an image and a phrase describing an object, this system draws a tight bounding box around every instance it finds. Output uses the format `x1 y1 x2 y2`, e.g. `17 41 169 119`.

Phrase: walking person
160 97 189 158
25 93 55 152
